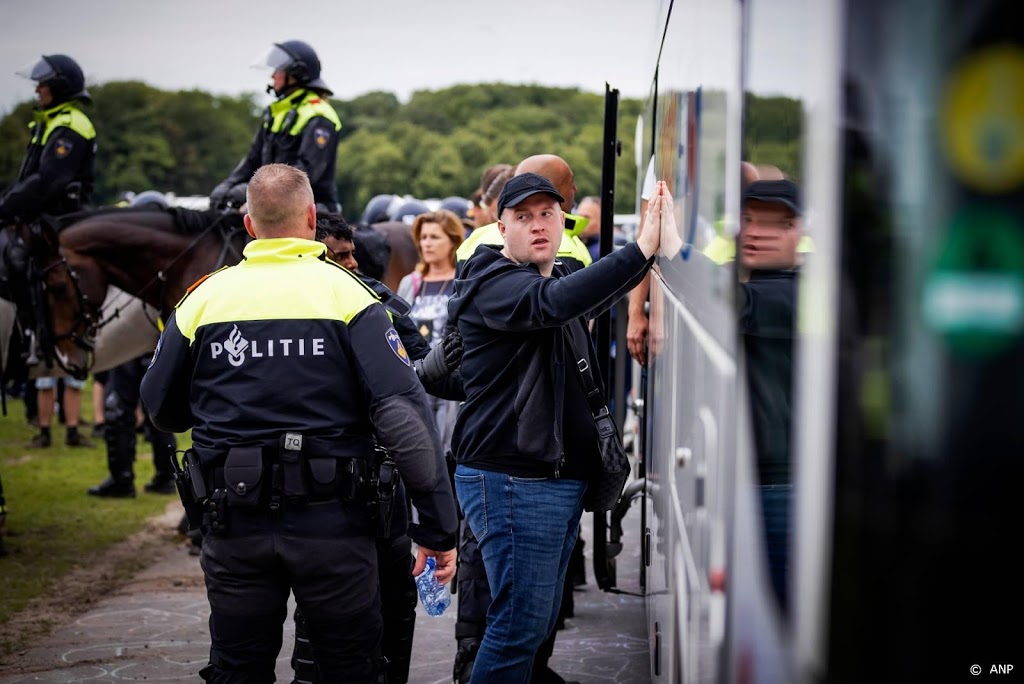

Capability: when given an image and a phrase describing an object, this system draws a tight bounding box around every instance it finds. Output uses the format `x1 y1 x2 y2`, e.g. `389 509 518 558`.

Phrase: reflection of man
738 178 802 614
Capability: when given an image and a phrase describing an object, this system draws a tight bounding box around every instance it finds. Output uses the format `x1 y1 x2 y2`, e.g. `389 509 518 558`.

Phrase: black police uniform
209 89 342 212
0 100 96 223
88 353 178 497
290 274 451 684
141 237 458 682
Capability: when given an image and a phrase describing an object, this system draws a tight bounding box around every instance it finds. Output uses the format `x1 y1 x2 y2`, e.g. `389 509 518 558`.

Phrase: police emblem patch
314 127 330 148
54 138 73 158
385 327 411 366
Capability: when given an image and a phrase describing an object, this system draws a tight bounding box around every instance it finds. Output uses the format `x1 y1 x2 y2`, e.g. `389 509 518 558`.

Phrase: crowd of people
0 37 800 683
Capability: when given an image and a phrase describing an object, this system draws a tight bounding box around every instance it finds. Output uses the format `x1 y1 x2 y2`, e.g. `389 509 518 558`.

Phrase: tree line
0 82 799 222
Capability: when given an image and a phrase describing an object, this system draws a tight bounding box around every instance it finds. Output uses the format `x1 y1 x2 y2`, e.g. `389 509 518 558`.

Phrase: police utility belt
172 433 398 538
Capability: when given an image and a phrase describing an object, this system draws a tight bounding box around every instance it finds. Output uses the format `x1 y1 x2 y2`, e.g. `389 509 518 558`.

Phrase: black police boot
144 428 177 494
88 474 136 498
91 412 137 498
143 473 176 494
453 637 480 684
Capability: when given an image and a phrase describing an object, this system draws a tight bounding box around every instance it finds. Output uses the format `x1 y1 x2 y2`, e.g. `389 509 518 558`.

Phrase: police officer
287 212 462 684
0 54 96 223
88 192 177 498
141 164 458 681
208 41 342 214
0 55 97 449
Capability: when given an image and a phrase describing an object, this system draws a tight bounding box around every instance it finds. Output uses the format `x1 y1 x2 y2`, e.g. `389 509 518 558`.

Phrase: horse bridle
98 209 244 329
35 245 102 374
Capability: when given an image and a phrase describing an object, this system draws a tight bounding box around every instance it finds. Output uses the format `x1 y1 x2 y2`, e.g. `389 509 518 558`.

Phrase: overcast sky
0 0 666 114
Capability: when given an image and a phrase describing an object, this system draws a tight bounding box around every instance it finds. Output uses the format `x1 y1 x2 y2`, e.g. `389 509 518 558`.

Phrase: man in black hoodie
448 173 679 682
738 178 802 614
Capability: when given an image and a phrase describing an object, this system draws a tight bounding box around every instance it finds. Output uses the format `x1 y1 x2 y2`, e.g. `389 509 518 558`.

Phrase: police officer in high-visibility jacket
141 164 458 681
208 40 343 213
0 54 96 223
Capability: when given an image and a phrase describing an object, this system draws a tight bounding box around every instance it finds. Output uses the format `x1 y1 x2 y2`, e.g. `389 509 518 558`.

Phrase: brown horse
14 209 419 379
7 208 247 379
357 220 419 293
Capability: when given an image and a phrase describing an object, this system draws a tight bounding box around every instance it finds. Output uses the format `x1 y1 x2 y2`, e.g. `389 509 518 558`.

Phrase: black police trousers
199 500 381 683
291 482 417 684
105 355 176 484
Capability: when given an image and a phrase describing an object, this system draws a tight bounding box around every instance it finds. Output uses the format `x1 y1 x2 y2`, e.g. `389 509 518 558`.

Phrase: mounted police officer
0 54 97 450
141 164 458 681
0 54 96 224
208 41 342 214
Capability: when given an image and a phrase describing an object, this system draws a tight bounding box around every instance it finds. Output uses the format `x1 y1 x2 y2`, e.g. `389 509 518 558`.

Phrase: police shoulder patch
314 127 330 148
54 137 73 158
385 327 411 366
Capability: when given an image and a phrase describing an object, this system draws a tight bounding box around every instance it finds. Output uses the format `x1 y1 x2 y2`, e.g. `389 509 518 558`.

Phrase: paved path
0 502 651 683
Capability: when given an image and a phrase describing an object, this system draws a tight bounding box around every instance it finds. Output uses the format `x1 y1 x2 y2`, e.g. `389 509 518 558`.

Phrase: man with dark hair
285 210 463 684
142 163 458 680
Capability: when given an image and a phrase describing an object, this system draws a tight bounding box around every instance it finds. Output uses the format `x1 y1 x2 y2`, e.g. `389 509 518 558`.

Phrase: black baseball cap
497 173 565 216
742 179 802 216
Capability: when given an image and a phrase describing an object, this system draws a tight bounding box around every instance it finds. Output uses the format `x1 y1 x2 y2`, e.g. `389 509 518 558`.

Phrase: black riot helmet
389 198 430 224
130 190 169 210
439 196 472 220
359 194 395 226
15 54 91 105
255 40 332 96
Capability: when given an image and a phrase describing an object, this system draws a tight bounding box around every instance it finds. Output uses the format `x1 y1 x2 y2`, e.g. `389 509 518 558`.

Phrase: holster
372 445 399 538
171 449 207 531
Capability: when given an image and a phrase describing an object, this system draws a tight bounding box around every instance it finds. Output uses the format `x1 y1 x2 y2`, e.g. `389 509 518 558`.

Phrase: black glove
208 181 232 210
415 330 463 383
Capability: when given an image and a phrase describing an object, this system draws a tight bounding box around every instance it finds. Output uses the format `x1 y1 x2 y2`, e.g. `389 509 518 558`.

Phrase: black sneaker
65 432 94 448
27 433 51 449
87 477 136 498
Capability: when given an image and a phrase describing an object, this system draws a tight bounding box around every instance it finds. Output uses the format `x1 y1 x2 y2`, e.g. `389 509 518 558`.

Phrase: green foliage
743 93 804 181
0 82 645 220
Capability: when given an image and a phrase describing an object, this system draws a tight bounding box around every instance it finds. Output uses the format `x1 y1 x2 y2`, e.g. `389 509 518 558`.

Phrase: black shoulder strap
563 320 605 417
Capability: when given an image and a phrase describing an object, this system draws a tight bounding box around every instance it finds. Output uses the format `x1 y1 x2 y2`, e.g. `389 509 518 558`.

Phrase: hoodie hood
450 243 535 323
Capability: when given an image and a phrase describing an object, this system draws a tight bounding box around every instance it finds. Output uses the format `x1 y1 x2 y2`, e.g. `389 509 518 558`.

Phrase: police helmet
360 194 395 226
256 40 332 95
439 196 472 220
15 54 91 104
130 190 169 210
389 199 430 224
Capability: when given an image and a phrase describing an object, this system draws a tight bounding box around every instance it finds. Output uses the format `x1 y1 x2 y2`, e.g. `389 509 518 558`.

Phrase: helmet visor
15 57 56 83
252 45 294 72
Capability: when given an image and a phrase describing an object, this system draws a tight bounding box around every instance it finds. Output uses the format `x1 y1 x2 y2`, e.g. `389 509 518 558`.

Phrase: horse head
7 218 105 380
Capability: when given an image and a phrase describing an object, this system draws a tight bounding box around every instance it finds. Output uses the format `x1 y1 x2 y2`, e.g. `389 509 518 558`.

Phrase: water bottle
415 556 451 617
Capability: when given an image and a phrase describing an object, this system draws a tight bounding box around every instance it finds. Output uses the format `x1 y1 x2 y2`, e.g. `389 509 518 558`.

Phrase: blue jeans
454 465 587 684
760 483 792 613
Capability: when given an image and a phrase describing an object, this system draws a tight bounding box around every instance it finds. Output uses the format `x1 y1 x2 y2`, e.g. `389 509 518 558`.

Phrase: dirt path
0 502 190 668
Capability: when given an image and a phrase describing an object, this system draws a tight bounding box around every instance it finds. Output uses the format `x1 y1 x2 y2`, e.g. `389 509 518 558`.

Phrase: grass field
0 378 190 636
